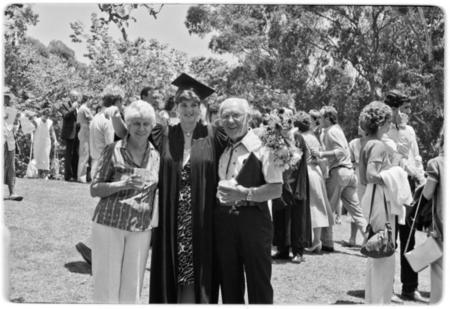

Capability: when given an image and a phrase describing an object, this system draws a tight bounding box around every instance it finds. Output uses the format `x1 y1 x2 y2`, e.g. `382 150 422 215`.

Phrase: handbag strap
368 183 390 224
382 190 389 222
367 184 377 221
404 190 424 255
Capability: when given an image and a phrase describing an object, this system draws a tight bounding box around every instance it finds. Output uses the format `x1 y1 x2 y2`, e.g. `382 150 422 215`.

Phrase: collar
323 124 334 132
230 129 262 153
390 122 406 130
120 134 155 152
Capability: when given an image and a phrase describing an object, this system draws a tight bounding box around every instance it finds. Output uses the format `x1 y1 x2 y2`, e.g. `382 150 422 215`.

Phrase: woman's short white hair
219 97 250 116
124 100 156 126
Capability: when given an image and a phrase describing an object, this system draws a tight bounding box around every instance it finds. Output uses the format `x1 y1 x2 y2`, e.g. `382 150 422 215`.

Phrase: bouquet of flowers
256 109 302 170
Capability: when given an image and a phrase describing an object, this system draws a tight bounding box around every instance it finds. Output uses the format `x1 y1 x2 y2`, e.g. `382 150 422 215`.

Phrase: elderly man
61 90 81 181
215 98 283 304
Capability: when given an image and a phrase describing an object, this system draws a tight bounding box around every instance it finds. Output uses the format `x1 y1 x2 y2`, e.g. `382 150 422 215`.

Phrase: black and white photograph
1 1 445 305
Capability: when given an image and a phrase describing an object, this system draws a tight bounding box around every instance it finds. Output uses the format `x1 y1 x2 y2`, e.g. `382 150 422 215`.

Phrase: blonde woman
90 100 159 303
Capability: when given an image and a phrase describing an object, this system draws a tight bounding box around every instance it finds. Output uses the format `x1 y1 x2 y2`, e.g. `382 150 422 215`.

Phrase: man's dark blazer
60 101 78 140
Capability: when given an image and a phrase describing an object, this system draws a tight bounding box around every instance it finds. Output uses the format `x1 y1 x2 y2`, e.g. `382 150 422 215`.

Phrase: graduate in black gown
149 74 228 303
272 129 312 263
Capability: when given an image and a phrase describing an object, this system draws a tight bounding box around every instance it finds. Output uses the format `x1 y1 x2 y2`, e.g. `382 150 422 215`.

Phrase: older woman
358 101 396 304
90 100 159 303
149 81 227 303
295 111 334 253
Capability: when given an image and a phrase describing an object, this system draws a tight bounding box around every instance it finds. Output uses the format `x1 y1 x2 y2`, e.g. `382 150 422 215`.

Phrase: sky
25 3 221 64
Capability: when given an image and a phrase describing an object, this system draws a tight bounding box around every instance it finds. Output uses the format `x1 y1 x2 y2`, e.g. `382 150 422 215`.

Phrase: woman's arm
107 106 128 138
366 162 384 185
218 183 282 204
89 143 145 198
90 179 128 198
422 179 437 200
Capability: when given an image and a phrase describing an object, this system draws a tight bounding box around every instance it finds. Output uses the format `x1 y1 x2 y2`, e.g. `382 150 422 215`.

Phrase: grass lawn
3 178 431 304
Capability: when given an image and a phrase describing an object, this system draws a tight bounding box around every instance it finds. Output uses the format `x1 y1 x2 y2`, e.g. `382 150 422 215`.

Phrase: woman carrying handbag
358 101 397 304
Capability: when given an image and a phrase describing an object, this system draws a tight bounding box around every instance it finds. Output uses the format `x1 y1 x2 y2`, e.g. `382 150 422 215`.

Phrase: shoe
401 290 428 303
8 195 23 201
321 245 335 252
271 251 290 260
305 241 322 253
342 239 358 247
391 294 404 304
291 254 305 264
75 242 92 265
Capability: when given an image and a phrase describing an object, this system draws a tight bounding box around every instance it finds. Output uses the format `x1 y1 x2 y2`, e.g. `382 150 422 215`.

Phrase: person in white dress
295 111 334 252
29 107 58 179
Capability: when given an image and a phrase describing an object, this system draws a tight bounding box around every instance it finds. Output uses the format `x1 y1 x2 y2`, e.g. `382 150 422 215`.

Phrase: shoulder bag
404 191 443 272
360 184 396 258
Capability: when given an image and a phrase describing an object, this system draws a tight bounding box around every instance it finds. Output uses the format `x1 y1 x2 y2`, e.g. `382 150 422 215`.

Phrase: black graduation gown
272 132 312 252
149 122 227 303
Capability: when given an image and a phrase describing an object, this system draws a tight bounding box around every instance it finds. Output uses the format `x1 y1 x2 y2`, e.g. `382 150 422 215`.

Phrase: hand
71 101 79 109
217 182 247 205
104 106 120 119
397 142 409 158
310 148 320 158
124 175 145 190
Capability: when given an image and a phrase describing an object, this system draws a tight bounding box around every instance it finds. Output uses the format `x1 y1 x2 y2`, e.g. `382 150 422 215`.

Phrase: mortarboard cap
384 90 411 108
172 73 215 100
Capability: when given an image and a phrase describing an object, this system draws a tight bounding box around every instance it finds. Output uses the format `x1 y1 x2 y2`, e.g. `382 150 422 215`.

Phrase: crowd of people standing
3 76 443 304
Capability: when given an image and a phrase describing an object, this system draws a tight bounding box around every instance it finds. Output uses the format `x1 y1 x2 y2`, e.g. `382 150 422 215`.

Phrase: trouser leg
77 129 90 181
119 230 151 303
214 208 245 304
72 136 79 179
340 178 367 231
240 206 273 304
272 203 290 255
4 145 15 195
64 138 75 180
397 220 418 293
430 256 443 304
290 202 304 256
322 171 342 247
92 223 124 303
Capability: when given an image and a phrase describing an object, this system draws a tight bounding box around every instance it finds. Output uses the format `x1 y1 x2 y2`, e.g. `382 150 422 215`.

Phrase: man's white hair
124 100 156 127
219 97 250 116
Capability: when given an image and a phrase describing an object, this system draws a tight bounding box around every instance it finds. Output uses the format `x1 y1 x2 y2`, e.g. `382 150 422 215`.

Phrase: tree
70 10 188 101
4 4 39 94
185 4 444 161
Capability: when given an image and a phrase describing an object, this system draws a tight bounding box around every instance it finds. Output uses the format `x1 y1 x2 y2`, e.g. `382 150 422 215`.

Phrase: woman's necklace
184 131 193 137
181 123 195 137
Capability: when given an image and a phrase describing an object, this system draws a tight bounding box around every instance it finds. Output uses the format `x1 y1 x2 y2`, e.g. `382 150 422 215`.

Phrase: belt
329 165 352 172
220 201 259 207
